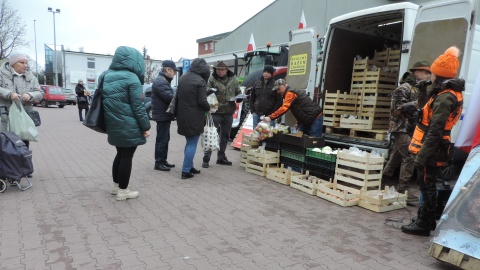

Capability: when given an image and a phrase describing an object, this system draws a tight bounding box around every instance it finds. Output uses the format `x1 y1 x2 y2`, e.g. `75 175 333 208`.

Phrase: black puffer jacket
151 72 175 122
176 58 211 136
250 76 282 116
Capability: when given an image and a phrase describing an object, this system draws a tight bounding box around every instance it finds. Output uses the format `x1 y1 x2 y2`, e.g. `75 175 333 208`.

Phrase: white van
317 0 479 169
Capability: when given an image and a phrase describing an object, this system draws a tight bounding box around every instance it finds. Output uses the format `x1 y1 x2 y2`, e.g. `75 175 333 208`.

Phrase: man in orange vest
401 47 464 236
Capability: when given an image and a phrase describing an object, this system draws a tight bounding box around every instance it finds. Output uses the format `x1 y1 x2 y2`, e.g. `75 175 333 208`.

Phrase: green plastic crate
306 148 337 162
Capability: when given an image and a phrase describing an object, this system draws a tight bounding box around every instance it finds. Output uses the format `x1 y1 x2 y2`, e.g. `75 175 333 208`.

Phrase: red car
38 85 67 108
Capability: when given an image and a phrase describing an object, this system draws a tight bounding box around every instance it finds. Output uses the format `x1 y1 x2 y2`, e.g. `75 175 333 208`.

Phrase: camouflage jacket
207 69 241 115
388 73 426 134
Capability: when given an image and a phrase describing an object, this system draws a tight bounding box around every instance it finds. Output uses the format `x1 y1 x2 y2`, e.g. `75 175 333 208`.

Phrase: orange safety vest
409 89 463 159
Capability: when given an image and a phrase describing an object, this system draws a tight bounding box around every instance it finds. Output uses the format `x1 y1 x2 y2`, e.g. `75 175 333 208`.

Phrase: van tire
41 100 48 108
59 105 65 108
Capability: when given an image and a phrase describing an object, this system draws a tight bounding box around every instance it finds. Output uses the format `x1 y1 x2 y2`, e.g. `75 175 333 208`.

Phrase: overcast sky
10 0 276 68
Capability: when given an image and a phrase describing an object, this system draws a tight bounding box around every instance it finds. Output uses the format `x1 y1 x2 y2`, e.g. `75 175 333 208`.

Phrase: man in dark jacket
176 58 211 179
202 60 241 168
382 61 430 206
250 65 282 128
263 79 323 137
152 60 179 171
75 79 90 121
402 47 463 236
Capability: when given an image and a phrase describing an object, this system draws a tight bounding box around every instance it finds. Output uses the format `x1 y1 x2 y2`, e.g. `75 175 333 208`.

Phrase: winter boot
111 183 119 195
116 189 139 201
401 221 430 236
202 156 210 168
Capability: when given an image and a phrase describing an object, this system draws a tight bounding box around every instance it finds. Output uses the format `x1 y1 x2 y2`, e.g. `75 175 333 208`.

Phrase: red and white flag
247 33 256 52
454 70 480 152
298 10 307 29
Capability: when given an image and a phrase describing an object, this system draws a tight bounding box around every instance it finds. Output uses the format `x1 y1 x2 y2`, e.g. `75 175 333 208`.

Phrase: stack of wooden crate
240 134 259 168
316 150 385 207
245 149 280 177
324 48 400 136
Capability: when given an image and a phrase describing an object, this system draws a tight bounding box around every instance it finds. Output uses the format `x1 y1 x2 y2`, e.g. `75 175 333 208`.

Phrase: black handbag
78 96 88 103
83 72 107 133
26 110 41 127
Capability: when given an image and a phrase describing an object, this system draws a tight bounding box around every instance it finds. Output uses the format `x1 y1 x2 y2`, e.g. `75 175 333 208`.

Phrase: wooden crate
429 243 480 270
323 90 358 115
323 113 342 128
246 149 280 177
334 151 384 190
358 187 408 212
316 179 361 207
357 94 391 118
340 117 389 130
290 172 329 196
266 164 302 185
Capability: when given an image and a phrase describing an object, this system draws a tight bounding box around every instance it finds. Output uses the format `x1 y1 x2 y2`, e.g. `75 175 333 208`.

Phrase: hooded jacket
151 71 175 122
206 68 241 115
176 58 211 136
102 46 151 147
0 62 44 131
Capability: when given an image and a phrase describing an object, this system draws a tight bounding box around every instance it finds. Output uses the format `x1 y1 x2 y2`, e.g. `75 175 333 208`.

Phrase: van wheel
147 108 153 120
59 105 65 108
41 100 48 108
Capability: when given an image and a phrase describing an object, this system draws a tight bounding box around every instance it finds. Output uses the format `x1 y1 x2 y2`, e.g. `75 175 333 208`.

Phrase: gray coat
0 62 44 131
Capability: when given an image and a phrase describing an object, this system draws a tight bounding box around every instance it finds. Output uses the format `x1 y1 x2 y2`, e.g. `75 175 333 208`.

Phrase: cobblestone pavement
0 105 459 270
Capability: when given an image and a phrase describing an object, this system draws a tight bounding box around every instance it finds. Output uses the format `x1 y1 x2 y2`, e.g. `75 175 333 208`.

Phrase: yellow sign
288 54 308 75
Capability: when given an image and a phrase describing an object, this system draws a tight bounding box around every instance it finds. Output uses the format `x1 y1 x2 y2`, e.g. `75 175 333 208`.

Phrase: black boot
411 217 436 231
401 221 430 236
181 172 194 179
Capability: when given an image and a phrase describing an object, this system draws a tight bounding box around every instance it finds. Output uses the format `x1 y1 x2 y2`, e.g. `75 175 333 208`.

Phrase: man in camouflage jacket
383 61 430 205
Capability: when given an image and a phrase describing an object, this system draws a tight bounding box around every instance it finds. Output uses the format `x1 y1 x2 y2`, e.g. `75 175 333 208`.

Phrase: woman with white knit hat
0 52 44 147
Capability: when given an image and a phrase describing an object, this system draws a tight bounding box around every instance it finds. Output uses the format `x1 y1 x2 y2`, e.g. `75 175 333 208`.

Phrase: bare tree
144 56 159 84
0 0 28 59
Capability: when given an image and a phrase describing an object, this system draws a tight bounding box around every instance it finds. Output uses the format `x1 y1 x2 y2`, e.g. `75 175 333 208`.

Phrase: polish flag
454 70 480 153
247 33 256 52
298 10 307 29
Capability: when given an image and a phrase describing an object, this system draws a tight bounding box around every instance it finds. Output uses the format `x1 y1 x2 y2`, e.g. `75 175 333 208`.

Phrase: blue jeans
252 113 275 129
155 121 171 165
298 115 324 137
183 134 200 173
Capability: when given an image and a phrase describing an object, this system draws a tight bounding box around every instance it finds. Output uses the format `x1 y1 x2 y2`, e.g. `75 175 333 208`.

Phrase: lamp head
48 7 52 11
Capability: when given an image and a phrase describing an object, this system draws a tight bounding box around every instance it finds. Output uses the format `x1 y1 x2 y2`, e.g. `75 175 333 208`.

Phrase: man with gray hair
152 60 179 172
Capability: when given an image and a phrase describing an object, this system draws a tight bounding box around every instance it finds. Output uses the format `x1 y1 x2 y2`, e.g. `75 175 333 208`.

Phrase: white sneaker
111 183 119 195
116 188 139 201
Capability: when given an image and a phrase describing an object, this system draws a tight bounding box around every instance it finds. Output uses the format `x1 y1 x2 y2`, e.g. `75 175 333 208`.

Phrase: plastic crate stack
304 149 337 180
280 143 306 173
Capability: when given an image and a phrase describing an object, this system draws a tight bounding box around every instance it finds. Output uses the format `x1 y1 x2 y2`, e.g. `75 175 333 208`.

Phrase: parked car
143 83 153 120
62 88 77 105
37 85 67 108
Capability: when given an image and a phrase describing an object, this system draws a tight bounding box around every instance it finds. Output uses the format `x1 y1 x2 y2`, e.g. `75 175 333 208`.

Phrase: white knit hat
9 52 28 66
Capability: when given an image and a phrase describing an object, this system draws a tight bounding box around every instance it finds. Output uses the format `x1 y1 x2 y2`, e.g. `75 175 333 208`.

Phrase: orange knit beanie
430 46 460 78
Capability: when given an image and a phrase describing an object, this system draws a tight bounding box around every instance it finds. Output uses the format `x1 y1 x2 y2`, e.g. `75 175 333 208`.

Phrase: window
87 57 95 69
204 43 209 51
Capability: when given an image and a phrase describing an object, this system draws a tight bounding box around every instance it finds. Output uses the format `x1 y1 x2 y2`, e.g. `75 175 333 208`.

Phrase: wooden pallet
245 149 280 177
358 187 407 212
326 127 388 141
429 243 480 270
265 164 302 185
340 117 390 130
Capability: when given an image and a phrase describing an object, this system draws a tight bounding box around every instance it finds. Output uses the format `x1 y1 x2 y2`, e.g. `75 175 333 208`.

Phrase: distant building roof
196 32 231 43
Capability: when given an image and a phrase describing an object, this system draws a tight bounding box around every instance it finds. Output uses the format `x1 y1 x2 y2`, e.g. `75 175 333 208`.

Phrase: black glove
206 89 216 96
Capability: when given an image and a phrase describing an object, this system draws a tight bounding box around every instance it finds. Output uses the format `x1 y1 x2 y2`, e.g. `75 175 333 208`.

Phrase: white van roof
329 2 419 25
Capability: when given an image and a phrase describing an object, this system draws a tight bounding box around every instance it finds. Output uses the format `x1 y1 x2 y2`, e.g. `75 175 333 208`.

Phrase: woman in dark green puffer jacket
102 46 151 201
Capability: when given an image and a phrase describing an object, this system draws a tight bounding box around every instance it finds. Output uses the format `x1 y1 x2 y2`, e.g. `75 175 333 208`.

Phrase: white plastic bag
207 93 218 113
8 102 39 142
201 113 219 151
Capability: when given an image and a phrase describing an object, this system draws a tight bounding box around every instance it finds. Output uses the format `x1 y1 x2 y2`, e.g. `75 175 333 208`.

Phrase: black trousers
112 146 137 189
415 164 439 227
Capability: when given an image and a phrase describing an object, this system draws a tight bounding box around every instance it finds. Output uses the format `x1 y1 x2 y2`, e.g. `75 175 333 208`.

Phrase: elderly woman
0 52 44 147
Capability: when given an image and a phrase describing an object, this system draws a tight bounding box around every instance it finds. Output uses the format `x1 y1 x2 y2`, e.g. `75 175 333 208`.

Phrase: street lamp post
34 20 38 78
48 7 60 86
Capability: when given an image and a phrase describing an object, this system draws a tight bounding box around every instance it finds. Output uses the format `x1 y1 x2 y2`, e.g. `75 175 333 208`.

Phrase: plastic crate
280 156 305 171
305 157 335 170
281 143 306 155
264 140 281 152
305 163 335 180
306 149 337 162
281 150 305 162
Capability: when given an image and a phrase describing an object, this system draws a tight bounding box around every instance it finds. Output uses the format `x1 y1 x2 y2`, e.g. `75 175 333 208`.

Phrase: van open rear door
409 0 477 152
